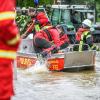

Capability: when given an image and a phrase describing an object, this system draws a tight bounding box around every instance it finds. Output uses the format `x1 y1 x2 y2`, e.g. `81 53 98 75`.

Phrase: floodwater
12 52 100 100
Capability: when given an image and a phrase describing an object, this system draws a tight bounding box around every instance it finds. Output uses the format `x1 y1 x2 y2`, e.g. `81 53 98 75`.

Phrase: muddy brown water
12 52 100 100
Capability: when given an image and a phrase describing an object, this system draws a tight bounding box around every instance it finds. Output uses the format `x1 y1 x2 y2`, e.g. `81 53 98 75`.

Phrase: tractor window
51 8 60 25
61 9 71 24
51 8 71 25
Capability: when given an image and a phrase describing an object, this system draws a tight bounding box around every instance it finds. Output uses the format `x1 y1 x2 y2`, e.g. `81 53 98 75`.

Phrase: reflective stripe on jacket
79 30 99 51
0 50 16 59
79 31 91 52
76 28 89 43
0 12 16 21
0 0 20 60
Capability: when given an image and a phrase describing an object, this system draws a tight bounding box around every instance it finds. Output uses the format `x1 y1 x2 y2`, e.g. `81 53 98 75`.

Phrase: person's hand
51 46 60 54
32 20 35 24
34 20 40 25
41 51 48 58
21 33 27 39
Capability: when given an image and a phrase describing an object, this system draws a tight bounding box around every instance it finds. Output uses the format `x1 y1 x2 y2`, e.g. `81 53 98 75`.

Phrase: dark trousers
33 38 51 53
60 42 69 50
73 44 89 51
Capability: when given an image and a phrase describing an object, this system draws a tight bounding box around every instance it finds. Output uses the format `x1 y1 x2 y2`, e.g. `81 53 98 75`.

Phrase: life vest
33 27 61 48
43 29 53 41
76 28 89 42
79 31 94 52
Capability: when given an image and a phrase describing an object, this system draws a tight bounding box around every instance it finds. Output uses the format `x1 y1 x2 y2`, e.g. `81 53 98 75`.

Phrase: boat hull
15 39 96 71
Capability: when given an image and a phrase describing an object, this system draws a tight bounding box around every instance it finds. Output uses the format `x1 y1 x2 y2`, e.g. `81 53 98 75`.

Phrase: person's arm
49 29 61 47
21 22 34 39
85 32 93 48
0 0 20 51
60 34 70 43
36 12 49 25
86 34 100 51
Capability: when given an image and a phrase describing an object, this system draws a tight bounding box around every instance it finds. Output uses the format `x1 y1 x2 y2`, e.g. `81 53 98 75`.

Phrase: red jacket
0 0 20 63
32 12 49 27
27 12 49 33
0 0 20 99
60 34 70 44
76 28 89 42
36 12 49 27
34 28 65 47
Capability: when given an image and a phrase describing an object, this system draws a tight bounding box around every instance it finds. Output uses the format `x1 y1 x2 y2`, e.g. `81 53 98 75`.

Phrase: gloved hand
51 46 60 54
60 42 69 50
34 20 40 25
40 51 48 58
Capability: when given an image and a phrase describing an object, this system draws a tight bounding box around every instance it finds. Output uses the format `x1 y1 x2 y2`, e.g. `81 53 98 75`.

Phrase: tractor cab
50 5 77 43
50 5 100 43
74 7 100 43
51 5 75 31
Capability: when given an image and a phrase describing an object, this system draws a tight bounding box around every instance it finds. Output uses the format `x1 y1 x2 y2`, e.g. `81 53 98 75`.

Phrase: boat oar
21 22 34 39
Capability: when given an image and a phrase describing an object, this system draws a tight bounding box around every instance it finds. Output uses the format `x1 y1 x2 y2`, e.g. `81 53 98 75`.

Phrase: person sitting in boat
33 25 70 57
28 8 51 31
75 27 89 44
74 19 100 51
21 8 51 39
56 25 70 49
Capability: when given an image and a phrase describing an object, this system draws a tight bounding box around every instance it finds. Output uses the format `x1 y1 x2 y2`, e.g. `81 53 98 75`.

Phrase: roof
52 5 91 10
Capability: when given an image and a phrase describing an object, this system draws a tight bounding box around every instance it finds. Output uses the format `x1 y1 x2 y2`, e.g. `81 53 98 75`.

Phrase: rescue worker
28 8 50 32
71 11 81 30
33 26 69 57
56 25 70 49
74 19 99 51
75 27 89 44
21 8 51 39
46 4 52 19
0 0 20 100
16 8 30 35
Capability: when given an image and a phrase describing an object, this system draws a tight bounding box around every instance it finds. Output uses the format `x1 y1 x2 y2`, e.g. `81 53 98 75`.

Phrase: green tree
17 0 53 7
